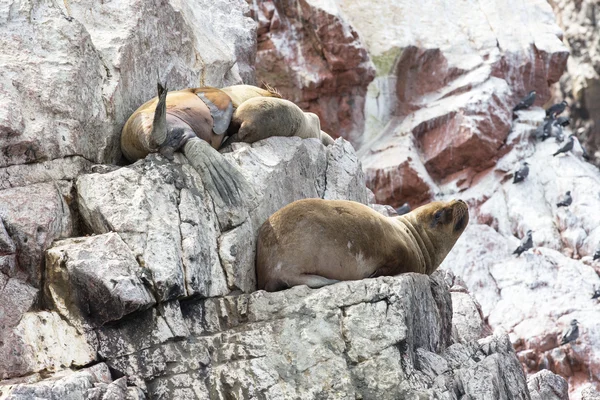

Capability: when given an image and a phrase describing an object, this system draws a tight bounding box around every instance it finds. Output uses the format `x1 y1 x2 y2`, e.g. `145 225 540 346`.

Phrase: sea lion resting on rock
120 83 280 209
225 97 335 147
256 198 469 292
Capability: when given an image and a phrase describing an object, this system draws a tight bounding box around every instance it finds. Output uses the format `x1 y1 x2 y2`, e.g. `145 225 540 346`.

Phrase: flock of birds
391 90 598 347
512 90 600 347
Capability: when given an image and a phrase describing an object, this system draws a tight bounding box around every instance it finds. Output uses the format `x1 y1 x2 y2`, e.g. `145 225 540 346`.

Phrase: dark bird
594 248 600 261
560 319 579 345
513 90 536 112
513 230 533 257
555 116 570 127
540 117 553 141
552 135 575 157
395 203 411 215
592 286 600 299
546 100 568 118
513 162 529 184
556 191 572 208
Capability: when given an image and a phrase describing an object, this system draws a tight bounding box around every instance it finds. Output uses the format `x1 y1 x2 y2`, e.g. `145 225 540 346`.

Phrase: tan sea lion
220 84 281 108
256 198 469 292
224 97 335 147
120 83 279 209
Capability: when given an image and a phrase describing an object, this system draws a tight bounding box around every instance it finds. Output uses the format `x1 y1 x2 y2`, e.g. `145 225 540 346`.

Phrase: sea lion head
407 199 469 273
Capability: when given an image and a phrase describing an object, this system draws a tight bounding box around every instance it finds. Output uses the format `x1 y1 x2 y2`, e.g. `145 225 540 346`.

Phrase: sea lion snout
450 199 469 233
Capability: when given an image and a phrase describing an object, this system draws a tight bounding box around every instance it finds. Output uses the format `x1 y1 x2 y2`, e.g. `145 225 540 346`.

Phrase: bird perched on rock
513 162 529 184
560 319 579 345
552 135 575 157
594 248 600 261
546 100 568 118
513 230 533 257
556 191 572 208
539 118 553 141
513 90 536 112
395 203 411 215
592 286 600 299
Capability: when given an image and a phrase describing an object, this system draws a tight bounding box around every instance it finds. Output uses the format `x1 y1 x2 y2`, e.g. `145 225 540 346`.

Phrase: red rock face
246 0 375 142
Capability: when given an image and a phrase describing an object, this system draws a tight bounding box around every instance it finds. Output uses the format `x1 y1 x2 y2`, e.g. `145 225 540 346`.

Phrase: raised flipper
150 82 169 148
183 137 255 210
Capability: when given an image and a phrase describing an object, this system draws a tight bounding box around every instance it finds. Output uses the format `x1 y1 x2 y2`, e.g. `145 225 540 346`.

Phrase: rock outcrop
339 0 569 208
247 0 376 142
0 0 576 399
439 109 600 398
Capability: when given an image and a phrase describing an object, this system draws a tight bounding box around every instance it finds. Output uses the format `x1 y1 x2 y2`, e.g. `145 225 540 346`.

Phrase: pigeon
592 286 600 299
594 248 600 261
395 203 411 216
513 90 536 112
513 162 529 184
560 319 579 345
546 100 568 118
556 191 572 208
513 230 533 257
552 135 575 157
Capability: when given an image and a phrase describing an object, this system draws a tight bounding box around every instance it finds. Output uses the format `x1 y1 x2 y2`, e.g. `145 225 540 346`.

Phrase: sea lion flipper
182 137 253 209
196 91 234 136
287 274 340 289
151 82 169 147
320 131 335 146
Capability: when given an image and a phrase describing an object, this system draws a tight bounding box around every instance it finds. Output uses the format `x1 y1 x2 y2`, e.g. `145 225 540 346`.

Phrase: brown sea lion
224 97 335 147
120 83 279 210
256 198 469 292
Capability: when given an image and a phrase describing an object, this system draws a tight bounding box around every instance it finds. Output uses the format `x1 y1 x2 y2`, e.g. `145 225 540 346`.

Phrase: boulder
45 233 156 329
248 0 376 142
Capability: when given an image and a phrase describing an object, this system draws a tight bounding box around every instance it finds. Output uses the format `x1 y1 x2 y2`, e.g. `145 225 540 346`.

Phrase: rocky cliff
0 0 587 399
250 0 600 398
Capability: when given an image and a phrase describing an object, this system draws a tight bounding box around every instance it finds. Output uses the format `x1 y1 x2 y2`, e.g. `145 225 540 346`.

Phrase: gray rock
0 311 96 381
45 233 156 329
527 369 569 400
323 138 369 203
0 363 115 400
451 292 485 343
79 273 531 399
0 182 73 286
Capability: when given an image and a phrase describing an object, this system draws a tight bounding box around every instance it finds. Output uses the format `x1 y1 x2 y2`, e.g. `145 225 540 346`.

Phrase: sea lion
225 97 335 147
120 83 280 210
256 198 469 292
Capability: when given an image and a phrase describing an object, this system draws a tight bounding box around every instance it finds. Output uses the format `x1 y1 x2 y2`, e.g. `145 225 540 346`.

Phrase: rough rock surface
439 109 600 398
550 0 600 166
248 0 376 142
0 0 573 399
342 0 569 208
0 0 256 168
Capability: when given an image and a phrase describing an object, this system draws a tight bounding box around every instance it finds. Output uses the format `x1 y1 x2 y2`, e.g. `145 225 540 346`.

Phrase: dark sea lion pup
121 83 278 209
256 198 469 292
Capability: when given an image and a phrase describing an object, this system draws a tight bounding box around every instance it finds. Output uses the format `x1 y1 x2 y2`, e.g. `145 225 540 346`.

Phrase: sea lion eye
434 210 443 221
